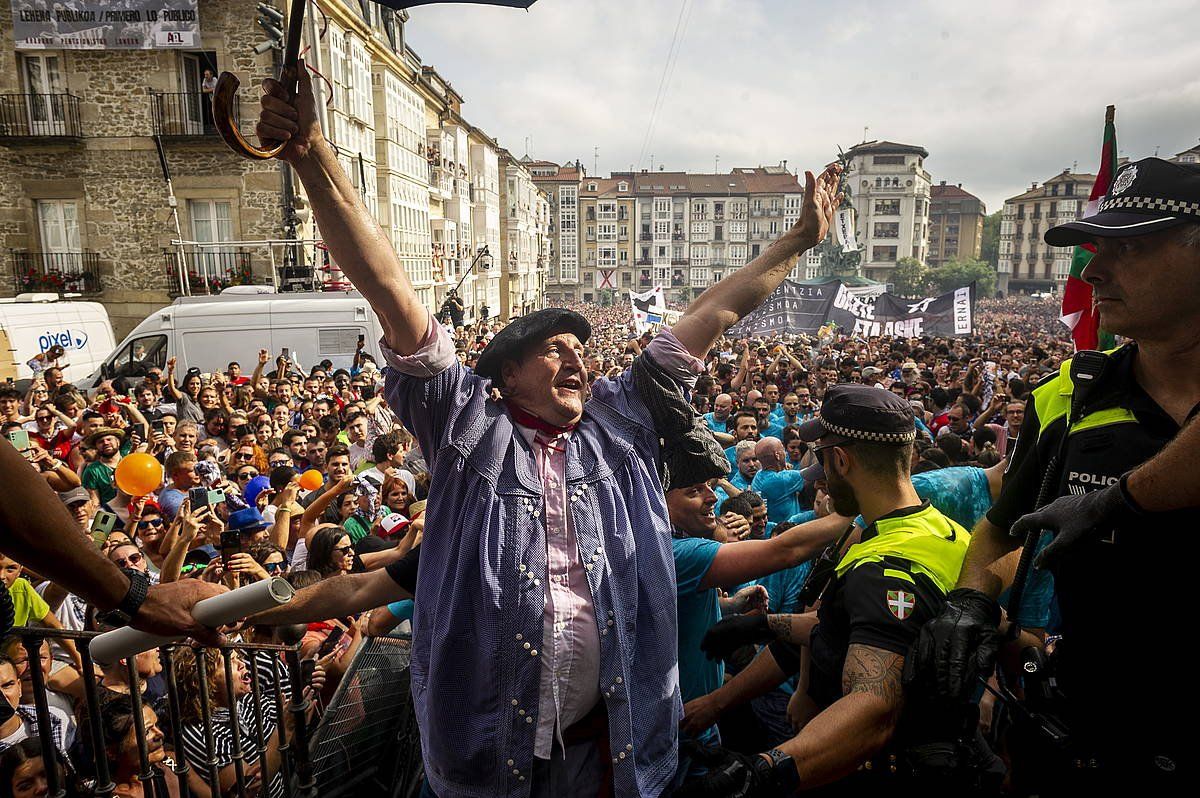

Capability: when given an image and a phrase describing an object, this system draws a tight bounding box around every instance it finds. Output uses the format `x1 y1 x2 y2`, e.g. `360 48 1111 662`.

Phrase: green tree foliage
929 257 996 298
891 257 930 298
980 210 1002 268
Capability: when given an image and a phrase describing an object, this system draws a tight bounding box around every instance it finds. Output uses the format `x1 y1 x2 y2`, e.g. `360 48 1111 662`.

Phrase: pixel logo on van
38 329 88 352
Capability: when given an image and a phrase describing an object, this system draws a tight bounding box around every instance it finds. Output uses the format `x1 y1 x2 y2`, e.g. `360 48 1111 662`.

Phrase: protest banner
11 1 200 49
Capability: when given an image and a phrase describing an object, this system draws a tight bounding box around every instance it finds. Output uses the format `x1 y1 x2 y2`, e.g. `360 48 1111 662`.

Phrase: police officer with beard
675 385 977 796
908 157 1200 794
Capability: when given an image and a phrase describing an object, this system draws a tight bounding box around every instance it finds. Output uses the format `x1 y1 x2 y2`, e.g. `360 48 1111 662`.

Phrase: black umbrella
379 1 535 7
213 0 537 159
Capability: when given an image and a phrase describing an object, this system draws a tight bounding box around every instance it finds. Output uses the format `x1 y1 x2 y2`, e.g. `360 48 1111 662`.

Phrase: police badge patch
1110 164 1137 196
887 590 914 620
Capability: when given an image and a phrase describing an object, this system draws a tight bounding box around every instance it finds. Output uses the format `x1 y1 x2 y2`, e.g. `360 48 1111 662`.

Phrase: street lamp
449 245 492 294
447 245 494 326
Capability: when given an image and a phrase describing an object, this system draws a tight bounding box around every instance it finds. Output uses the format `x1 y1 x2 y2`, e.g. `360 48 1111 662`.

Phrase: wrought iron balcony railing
10 250 100 294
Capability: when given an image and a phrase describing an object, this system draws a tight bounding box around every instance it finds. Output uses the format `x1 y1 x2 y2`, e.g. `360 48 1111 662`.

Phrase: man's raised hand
785 163 843 253
256 60 322 165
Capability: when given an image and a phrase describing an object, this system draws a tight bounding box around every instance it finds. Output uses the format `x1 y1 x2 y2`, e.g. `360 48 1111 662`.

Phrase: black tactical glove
903 588 1000 701
700 613 772 661
1009 478 1141 571
673 742 795 798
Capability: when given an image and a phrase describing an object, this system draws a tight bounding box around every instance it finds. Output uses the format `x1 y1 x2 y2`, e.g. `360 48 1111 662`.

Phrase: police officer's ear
825 445 853 476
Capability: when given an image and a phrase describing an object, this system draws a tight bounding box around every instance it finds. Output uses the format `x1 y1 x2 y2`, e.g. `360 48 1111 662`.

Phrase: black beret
475 309 592 382
797 384 917 445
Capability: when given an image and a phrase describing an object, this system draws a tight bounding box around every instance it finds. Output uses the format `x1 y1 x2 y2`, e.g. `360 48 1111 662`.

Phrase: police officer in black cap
909 157 1200 795
675 385 978 796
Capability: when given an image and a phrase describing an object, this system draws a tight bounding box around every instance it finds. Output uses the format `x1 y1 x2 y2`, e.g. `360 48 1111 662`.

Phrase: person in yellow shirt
0 556 81 673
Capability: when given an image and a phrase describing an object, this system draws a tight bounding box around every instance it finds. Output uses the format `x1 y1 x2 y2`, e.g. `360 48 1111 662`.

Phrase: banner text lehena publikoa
11 1 199 50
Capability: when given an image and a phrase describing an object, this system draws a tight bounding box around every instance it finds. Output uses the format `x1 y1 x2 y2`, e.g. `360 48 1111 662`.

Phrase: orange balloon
114 453 164 497
298 469 324 491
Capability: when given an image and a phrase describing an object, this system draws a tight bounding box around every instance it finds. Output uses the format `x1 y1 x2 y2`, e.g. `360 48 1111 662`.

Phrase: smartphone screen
151 419 165 434
188 487 209 507
6 429 30 452
90 510 118 546
317 627 346 658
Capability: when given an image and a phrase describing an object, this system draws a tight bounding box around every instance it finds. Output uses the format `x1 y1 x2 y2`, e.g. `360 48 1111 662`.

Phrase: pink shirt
521 425 601 758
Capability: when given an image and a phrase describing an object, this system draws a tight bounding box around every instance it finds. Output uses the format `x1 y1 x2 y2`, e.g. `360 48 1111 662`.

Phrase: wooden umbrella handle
212 0 306 160
212 71 288 160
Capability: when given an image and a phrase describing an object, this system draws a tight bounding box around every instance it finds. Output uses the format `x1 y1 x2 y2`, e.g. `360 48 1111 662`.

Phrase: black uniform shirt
986 344 1200 758
807 503 947 709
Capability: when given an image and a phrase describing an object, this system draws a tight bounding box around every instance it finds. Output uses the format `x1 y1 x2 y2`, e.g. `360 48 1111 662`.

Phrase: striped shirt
179 654 290 798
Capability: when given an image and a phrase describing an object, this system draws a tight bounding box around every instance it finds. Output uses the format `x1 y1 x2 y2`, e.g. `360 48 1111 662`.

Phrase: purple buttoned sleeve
379 314 486 473
642 327 705 391
377 314 458 379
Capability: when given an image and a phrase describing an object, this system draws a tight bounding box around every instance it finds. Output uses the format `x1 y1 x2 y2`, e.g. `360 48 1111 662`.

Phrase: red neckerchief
507 403 576 452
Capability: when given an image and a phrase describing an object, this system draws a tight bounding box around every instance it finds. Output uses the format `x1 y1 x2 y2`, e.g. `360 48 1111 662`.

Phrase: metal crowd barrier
309 634 422 798
5 627 421 798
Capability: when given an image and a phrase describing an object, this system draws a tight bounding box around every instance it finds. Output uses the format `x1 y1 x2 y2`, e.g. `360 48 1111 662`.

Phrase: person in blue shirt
667 478 858 746
750 438 808 523
714 441 761 509
723 411 760 469
704 393 734 434
753 397 784 440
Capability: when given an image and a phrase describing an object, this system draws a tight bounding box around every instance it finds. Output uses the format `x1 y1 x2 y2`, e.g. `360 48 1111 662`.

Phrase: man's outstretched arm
0 441 226 644
671 164 841 359
254 569 408 626
256 63 428 356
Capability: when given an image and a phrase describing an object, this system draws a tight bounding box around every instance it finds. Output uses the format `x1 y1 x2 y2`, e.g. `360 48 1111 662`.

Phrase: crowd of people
0 283 1073 796
2 57 1193 798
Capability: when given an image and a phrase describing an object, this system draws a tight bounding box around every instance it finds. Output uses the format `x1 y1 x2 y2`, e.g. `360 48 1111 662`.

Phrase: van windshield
108 334 167 379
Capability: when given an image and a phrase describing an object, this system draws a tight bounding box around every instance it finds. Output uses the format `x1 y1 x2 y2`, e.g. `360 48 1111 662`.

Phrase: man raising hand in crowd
252 60 840 798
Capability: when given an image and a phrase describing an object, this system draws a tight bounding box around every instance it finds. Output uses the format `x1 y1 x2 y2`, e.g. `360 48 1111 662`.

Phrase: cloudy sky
404 0 1200 212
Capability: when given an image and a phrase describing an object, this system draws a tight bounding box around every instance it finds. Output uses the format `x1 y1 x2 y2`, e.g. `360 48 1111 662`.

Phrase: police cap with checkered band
797 384 917 445
1044 157 1200 247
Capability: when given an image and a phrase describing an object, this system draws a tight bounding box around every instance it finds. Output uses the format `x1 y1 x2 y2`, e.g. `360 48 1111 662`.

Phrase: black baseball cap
1044 157 1200 247
797 385 917 445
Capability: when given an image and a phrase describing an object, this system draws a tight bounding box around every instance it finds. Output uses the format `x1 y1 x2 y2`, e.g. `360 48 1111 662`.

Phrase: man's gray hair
735 439 758 458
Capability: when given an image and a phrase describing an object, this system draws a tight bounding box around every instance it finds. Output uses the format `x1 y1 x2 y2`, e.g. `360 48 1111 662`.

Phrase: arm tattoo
842 644 905 709
768 613 793 641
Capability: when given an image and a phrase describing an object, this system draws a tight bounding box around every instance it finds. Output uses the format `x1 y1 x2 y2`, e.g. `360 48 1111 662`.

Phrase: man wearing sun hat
80 426 126 505
910 156 1200 791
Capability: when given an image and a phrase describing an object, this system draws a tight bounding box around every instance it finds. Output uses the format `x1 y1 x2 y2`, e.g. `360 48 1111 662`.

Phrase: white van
89 287 389 386
0 295 117 387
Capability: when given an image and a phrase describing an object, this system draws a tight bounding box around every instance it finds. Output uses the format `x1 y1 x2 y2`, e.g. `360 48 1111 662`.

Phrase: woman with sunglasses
227 541 289 584
129 501 169 574
29 408 71 461
306 526 355 579
232 443 268 474
106 542 159 586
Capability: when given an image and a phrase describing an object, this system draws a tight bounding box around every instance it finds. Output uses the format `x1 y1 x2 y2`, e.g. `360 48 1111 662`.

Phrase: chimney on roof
782 159 788 172
940 180 946 185
1031 182 1039 190
957 183 962 188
